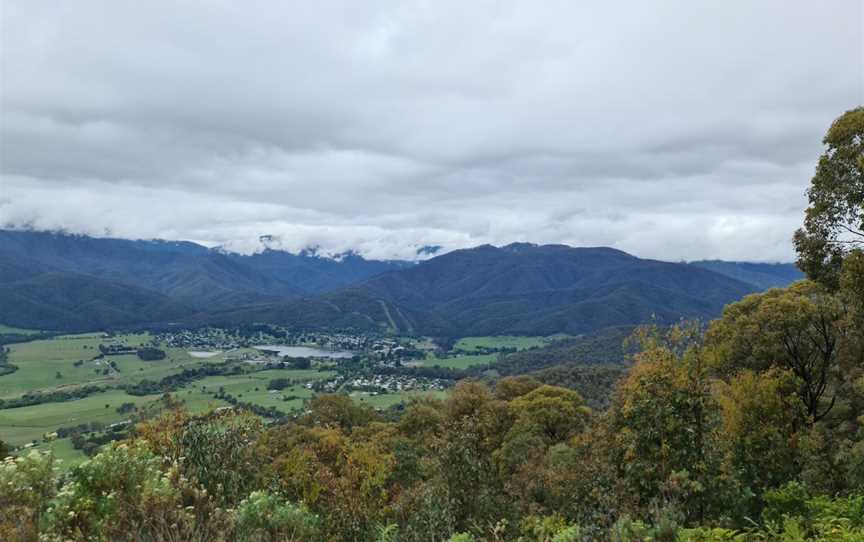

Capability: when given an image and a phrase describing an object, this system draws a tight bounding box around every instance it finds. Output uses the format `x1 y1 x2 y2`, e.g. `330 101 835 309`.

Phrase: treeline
465 326 632 377
0 384 105 410
0 345 15 377
0 331 56 346
126 363 246 396
529 364 628 410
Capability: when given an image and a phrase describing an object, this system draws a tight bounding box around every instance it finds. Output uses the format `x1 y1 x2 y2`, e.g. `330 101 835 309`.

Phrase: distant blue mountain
0 229 410 330
0 230 803 334
202 243 778 337
688 260 802 290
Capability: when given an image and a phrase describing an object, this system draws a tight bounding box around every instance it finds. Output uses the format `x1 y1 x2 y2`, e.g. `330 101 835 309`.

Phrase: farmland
0 328 498 456
0 324 42 335
421 334 568 369
0 332 223 400
453 335 564 352
0 389 161 445
423 352 499 369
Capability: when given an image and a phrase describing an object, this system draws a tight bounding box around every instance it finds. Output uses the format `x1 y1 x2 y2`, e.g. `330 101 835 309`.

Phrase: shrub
0 451 57 541
43 442 181 540
234 491 320 541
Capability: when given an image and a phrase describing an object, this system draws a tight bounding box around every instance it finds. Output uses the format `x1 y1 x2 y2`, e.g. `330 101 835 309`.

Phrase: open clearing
0 324 44 335
453 335 569 352
0 389 161 445
424 352 499 369
351 390 448 409
179 368 334 412
0 333 225 400
1 331 452 456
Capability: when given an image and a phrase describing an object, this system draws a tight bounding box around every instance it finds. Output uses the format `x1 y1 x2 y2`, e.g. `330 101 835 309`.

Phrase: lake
187 351 223 358
253 345 354 359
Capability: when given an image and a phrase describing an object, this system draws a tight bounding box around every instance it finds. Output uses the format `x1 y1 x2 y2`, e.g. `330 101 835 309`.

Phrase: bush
0 451 57 540
267 378 291 391
234 491 320 541
136 347 166 361
43 442 182 540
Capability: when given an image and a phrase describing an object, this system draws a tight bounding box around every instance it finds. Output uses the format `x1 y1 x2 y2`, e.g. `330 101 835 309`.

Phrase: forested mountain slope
689 259 803 290
223 244 763 336
0 231 802 334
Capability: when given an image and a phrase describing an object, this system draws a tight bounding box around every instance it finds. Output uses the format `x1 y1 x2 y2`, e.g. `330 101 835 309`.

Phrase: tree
136 347 166 361
608 323 725 523
300 394 377 433
179 410 264 505
706 281 846 422
716 369 801 517
494 376 543 401
292 357 311 370
507 386 590 443
794 107 864 290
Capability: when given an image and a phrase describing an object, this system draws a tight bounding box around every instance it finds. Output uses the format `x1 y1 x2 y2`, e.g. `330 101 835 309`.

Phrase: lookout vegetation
1 108 864 541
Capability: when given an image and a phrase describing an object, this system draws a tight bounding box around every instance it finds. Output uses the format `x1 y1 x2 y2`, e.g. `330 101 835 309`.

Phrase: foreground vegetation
2 310 863 541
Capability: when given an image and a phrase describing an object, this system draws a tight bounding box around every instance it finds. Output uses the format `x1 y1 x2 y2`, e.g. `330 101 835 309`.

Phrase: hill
689 260 803 290
0 232 802 334
0 230 410 322
0 271 193 331
212 244 764 336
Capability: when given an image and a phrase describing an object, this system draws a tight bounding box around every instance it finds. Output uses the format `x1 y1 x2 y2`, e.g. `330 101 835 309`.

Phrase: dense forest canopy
1 109 864 541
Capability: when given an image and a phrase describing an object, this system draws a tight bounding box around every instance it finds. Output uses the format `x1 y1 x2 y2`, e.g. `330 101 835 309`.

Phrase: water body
188 351 223 358
253 345 354 359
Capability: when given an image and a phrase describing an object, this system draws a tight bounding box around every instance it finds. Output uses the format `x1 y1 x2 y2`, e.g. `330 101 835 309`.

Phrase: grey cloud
1 0 861 261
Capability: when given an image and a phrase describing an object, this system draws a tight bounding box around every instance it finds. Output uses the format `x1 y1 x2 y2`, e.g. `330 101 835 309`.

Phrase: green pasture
350 390 449 409
453 335 568 352
0 324 44 335
424 352 499 369
0 334 224 400
0 389 161 446
42 437 88 468
179 368 334 412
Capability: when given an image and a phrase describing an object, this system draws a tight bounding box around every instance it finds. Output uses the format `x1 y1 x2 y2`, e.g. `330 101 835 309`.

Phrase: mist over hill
0 230 802 334
208 243 778 337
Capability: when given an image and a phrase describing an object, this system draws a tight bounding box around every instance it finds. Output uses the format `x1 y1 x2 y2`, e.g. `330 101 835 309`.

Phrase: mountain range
0 229 803 335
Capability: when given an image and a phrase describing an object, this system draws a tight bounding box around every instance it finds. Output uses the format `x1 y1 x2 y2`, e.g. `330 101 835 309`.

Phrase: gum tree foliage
795 107 864 291
706 281 847 422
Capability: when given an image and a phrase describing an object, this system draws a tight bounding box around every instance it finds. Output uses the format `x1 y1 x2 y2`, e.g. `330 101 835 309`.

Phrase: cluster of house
157 329 242 350
307 374 448 394
98 342 137 356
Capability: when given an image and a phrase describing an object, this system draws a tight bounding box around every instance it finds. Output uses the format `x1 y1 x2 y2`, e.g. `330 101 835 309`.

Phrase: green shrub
0 451 57 540
43 442 181 540
234 490 320 541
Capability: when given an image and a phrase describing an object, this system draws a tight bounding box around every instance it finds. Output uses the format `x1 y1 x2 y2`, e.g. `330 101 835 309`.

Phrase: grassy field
424 352 499 369
178 368 335 412
0 324 43 335
350 390 449 409
0 331 454 456
42 437 88 467
453 335 569 352
0 334 225 400
0 389 162 446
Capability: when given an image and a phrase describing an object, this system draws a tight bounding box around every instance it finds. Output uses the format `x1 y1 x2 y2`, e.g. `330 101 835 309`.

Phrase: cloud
1 0 861 261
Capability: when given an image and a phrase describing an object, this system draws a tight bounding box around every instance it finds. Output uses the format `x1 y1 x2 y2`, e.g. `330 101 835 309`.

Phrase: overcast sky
1 1 862 261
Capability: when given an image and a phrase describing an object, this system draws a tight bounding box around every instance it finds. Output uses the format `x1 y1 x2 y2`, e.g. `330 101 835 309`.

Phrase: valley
0 325 567 464
0 230 802 335
0 230 805 466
